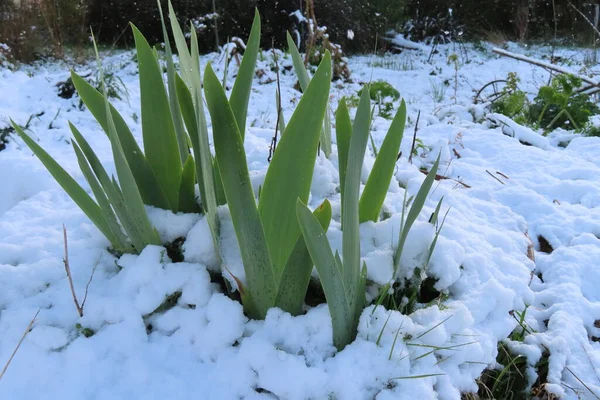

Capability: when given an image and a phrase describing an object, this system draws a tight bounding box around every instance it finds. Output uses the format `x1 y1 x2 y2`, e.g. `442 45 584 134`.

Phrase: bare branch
268 45 283 163
492 47 600 88
567 1 600 40
63 225 83 317
408 110 421 164
81 262 98 310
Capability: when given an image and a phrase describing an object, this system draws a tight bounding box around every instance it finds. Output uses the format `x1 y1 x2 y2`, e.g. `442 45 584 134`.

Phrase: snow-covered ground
1 41 599 399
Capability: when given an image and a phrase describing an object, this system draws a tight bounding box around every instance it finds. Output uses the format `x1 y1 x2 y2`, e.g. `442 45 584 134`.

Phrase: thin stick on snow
63 225 97 318
492 48 600 88
408 110 421 164
496 171 510 180
565 366 600 400
63 225 83 317
486 170 505 185
0 309 40 382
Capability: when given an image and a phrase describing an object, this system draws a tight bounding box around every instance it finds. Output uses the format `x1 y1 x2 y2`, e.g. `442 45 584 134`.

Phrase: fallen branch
492 47 600 88
385 34 430 52
577 84 600 96
0 309 40 382
487 113 550 149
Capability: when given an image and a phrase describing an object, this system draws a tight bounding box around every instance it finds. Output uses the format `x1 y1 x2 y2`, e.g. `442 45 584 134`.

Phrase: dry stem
63 225 96 318
0 309 40 382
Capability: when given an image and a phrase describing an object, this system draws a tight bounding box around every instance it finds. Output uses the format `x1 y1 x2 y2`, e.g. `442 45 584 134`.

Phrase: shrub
490 72 529 125
56 70 128 108
304 29 350 82
582 123 600 137
490 73 599 133
205 42 333 321
38 0 90 59
0 0 90 62
528 74 599 131
0 0 45 62
356 80 400 119
359 80 400 102
0 43 13 69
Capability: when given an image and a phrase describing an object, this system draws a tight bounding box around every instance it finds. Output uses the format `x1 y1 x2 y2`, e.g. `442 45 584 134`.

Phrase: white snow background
0 41 599 399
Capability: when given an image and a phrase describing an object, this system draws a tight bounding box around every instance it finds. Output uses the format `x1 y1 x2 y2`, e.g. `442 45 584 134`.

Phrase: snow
487 113 551 149
1 42 600 399
386 33 431 52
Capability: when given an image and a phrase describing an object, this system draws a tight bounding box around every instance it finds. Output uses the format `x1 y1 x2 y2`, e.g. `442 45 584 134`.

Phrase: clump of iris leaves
12 0 445 352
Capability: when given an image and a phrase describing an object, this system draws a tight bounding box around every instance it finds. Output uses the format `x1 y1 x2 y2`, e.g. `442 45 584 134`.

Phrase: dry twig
496 171 510 180
408 110 421 164
486 170 505 184
0 309 40 382
63 225 96 317
268 45 283 163
419 169 471 188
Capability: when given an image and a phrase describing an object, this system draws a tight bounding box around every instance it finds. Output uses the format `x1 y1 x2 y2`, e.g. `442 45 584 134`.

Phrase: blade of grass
71 141 129 252
12 121 113 243
157 0 189 165
376 311 393 346
415 315 453 340
424 201 449 269
258 51 331 275
335 99 351 213
204 63 275 319
275 199 332 315
389 326 403 360
343 86 371 292
287 32 311 90
71 72 170 210
178 155 199 213
359 100 406 223
286 32 332 157
132 24 182 211
190 27 221 255
393 155 440 276
169 2 221 257
391 374 445 380
229 10 260 140
69 122 149 252
175 73 207 209
296 199 353 350
93 33 161 251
